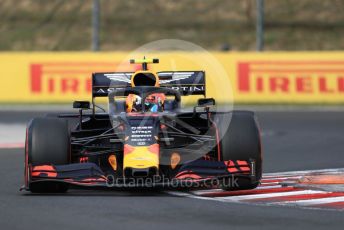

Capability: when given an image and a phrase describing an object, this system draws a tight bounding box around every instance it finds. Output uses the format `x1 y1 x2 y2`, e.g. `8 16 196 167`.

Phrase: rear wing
92 71 205 97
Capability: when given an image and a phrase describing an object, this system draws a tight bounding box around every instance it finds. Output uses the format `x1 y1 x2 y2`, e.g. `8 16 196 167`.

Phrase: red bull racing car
22 58 262 193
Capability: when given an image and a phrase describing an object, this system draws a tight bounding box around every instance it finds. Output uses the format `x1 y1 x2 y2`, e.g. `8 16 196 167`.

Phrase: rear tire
26 118 70 193
216 111 262 191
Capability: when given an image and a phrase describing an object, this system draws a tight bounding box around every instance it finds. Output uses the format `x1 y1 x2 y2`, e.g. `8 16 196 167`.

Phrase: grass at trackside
1 0 344 51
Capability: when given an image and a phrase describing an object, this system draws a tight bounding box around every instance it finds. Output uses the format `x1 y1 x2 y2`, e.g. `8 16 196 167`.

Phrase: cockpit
108 87 181 115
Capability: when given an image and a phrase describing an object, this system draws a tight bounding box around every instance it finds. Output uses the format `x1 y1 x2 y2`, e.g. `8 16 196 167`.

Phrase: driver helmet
126 94 142 112
145 93 165 112
126 93 165 112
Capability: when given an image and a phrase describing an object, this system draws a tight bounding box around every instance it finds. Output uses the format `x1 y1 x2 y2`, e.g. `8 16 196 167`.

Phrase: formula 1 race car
22 58 262 193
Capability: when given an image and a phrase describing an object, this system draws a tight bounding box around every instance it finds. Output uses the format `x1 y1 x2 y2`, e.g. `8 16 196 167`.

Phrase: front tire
26 117 70 193
216 111 262 191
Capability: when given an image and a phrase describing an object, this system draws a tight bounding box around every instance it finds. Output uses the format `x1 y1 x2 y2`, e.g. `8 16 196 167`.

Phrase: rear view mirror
198 98 215 106
73 101 90 109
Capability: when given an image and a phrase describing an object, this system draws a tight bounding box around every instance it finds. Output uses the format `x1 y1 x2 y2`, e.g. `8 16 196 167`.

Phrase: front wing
22 159 256 190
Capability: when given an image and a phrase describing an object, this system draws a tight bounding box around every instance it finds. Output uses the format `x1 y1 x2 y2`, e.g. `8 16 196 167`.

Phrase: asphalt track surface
0 109 343 229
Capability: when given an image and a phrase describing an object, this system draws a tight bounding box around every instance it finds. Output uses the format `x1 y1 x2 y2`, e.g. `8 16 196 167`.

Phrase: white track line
166 190 344 209
218 190 326 201
256 185 282 190
191 189 223 195
274 196 344 206
262 176 302 180
166 168 344 210
262 175 303 178
166 191 217 202
264 168 344 177
191 185 284 195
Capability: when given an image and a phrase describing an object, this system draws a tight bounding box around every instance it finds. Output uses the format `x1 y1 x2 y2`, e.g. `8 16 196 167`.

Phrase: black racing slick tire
26 117 70 193
216 111 262 191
